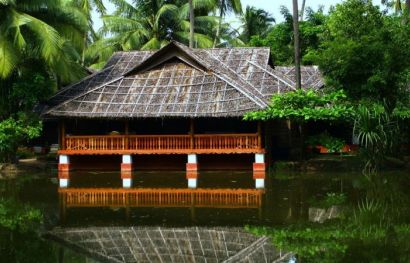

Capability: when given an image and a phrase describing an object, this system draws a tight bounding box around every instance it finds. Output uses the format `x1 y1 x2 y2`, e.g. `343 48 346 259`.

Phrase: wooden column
59 120 66 150
124 120 129 150
189 118 194 149
124 120 129 135
257 121 262 149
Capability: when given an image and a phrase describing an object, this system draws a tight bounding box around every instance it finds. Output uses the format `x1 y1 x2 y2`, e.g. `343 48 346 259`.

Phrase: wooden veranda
58 133 264 155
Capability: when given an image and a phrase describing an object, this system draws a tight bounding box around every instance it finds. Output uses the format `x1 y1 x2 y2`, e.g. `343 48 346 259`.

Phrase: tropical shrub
0 113 42 163
306 132 346 153
353 105 399 175
0 198 42 232
244 89 354 122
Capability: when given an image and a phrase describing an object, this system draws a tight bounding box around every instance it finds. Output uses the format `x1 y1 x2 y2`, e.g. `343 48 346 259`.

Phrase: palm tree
189 0 195 47
0 0 88 82
70 0 106 64
88 0 216 68
239 6 275 43
213 0 242 47
292 0 301 89
300 0 307 20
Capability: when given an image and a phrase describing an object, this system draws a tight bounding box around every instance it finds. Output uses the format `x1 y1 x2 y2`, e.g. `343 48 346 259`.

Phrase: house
42 41 323 189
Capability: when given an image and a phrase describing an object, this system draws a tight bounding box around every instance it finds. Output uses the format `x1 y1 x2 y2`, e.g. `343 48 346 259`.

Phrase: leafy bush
306 132 346 153
309 192 347 208
244 89 355 122
353 105 399 175
0 198 42 232
0 113 42 163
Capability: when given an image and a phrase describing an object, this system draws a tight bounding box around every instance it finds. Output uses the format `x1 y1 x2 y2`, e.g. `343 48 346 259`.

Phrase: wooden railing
61 133 262 154
59 188 264 209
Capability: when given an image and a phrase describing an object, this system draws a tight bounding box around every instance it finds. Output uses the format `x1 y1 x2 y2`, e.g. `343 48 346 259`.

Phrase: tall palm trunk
213 7 224 48
404 0 410 24
189 0 194 48
292 0 301 89
293 0 303 160
300 0 306 21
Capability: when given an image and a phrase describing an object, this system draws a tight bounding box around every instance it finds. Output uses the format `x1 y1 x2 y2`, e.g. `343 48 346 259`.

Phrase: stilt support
58 155 70 187
121 155 132 188
186 154 198 188
253 153 266 189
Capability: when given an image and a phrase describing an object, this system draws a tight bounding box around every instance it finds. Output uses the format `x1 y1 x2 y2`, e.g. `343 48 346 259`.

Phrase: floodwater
1 169 408 262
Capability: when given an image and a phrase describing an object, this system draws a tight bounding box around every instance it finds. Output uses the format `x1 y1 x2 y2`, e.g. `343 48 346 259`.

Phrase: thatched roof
43 41 323 119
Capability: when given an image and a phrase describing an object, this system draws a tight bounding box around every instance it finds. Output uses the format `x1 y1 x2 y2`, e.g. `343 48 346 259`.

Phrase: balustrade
61 133 262 154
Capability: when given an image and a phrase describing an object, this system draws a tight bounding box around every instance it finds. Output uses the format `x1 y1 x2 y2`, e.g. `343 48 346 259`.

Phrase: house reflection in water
58 170 264 223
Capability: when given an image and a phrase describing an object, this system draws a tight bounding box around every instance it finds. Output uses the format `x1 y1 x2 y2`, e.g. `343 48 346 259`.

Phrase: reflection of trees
264 176 308 223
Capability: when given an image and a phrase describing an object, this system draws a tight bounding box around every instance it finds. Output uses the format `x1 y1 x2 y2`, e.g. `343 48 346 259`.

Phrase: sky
92 0 385 31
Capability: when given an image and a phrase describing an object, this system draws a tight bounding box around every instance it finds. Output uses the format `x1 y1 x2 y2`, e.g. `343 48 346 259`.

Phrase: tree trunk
81 32 87 66
404 0 410 24
300 0 306 21
213 8 224 48
189 0 195 48
292 0 302 89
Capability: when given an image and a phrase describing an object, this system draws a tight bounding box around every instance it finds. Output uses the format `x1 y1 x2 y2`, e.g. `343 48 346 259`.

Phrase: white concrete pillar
59 178 69 188
122 154 132 164
187 154 197 164
58 155 70 187
188 178 198 188
255 179 265 189
253 153 265 189
255 153 264 164
122 178 132 188
121 155 132 188
186 154 198 188
59 155 70 164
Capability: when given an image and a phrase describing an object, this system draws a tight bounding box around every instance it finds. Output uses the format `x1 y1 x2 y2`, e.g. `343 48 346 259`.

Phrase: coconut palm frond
0 38 19 79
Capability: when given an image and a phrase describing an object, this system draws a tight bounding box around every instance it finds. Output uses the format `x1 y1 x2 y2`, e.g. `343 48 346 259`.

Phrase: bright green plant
309 192 347 208
0 0 88 82
306 132 346 153
0 198 42 232
353 105 399 175
244 89 354 122
0 113 42 163
325 192 347 207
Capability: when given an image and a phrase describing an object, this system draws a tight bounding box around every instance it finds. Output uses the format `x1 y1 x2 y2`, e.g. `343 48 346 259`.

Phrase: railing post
59 120 66 150
257 121 262 149
189 118 195 150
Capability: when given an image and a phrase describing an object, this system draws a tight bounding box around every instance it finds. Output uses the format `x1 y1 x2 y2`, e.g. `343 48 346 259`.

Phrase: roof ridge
43 75 124 116
122 41 268 108
194 47 268 108
247 61 296 90
48 66 115 100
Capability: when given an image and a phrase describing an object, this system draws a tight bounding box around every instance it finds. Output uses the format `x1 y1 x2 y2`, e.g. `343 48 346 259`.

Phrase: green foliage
306 132 346 153
2 70 56 115
309 192 347 208
353 105 399 175
244 89 354 123
0 198 42 232
248 217 410 262
87 0 217 67
248 223 354 262
314 0 410 106
238 6 274 43
0 113 42 163
0 0 87 82
249 6 326 65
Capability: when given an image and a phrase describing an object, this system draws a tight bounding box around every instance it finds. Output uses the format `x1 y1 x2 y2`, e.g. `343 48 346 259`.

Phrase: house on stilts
41 41 323 189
